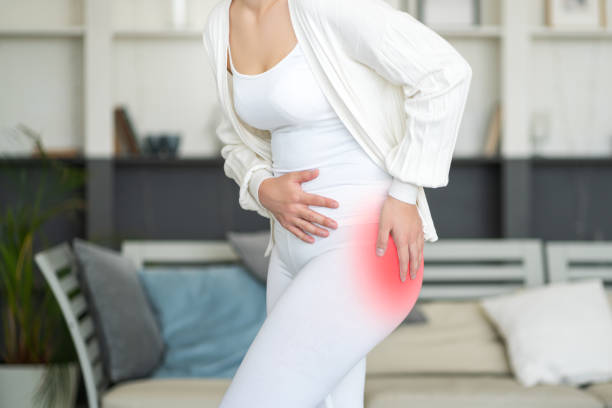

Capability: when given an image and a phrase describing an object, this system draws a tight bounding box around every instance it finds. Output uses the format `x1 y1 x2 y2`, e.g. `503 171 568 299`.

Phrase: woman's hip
273 183 391 272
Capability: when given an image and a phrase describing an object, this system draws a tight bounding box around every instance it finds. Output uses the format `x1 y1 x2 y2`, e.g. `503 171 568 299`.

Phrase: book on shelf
483 100 502 157
114 105 141 156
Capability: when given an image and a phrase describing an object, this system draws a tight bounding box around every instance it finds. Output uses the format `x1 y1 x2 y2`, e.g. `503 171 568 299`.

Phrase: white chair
35 240 238 408
420 238 545 300
35 243 108 408
545 240 612 285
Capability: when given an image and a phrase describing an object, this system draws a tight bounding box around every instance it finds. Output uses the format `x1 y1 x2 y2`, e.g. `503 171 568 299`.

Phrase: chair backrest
121 239 239 269
545 241 612 287
121 238 545 301
34 242 108 408
420 238 545 300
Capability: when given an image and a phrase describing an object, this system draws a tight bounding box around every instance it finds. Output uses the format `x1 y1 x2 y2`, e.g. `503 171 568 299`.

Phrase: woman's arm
309 0 472 281
216 112 275 219
312 0 473 190
202 12 340 242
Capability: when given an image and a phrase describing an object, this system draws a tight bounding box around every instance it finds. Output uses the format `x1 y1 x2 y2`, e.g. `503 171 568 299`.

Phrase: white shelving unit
531 26 612 39
1 0 611 159
0 27 86 37
432 25 504 38
112 29 205 39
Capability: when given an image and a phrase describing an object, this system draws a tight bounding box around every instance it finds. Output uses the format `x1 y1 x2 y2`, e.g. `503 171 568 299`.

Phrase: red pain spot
346 201 424 325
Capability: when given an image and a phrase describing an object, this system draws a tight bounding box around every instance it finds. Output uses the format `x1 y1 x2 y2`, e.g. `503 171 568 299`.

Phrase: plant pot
0 363 79 408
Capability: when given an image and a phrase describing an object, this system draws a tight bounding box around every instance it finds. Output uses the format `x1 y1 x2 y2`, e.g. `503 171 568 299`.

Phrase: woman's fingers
409 242 420 280
294 217 330 239
292 168 320 184
396 235 410 283
300 191 339 209
299 207 338 230
286 224 315 244
375 219 391 257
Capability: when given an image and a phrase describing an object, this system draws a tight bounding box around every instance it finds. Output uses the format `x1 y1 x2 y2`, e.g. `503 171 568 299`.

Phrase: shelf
0 26 85 38
530 156 612 166
0 155 86 166
452 156 503 165
113 155 223 167
4 156 612 169
530 26 612 39
112 28 204 40
428 25 503 39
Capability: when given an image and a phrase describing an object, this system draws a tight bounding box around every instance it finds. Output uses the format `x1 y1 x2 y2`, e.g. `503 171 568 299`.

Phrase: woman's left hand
376 196 424 282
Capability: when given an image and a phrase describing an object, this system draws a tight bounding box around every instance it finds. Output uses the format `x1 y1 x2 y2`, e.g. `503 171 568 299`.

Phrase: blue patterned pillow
138 263 266 378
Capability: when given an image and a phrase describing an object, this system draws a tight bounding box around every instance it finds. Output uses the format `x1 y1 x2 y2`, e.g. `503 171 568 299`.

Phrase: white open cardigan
202 0 473 257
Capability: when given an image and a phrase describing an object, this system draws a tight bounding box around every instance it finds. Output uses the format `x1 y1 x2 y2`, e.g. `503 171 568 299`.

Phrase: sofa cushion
72 238 165 383
364 375 603 408
102 378 230 408
226 230 270 282
400 302 427 325
367 300 510 375
138 264 266 378
480 278 612 387
586 382 612 408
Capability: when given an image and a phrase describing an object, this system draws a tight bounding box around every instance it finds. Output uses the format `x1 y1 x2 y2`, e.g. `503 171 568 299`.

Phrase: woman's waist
287 182 391 227
271 126 369 171
273 162 391 189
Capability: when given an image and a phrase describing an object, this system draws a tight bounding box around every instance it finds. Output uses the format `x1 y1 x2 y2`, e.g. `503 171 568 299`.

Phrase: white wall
528 39 612 156
1 0 611 158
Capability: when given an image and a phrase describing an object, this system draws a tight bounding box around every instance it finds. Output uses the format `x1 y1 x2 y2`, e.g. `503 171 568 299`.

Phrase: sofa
100 294 612 408
34 238 612 408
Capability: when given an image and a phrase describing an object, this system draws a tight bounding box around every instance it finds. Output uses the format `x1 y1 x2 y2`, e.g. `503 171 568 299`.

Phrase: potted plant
0 124 86 408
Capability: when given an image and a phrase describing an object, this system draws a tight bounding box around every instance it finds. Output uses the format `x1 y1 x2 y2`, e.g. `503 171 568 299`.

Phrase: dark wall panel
113 161 268 246
532 161 612 240
427 160 502 239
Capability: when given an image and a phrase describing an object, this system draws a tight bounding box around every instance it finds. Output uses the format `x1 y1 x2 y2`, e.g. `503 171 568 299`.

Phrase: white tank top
229 40 392 225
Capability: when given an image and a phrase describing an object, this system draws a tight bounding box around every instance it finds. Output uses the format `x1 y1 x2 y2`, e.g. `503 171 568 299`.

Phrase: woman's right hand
258 168 339 243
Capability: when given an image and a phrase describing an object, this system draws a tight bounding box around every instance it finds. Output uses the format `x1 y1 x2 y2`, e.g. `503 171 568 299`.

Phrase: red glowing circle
345 199 424 325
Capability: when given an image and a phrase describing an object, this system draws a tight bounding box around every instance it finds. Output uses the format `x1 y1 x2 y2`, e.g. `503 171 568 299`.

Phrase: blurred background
1 0 612 407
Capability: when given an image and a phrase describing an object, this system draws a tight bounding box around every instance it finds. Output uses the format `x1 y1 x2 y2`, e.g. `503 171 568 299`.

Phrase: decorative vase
0 363 79 408
171 0 187 28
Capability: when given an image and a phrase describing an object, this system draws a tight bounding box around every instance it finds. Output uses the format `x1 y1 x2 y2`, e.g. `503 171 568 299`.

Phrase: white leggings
218 187 424 408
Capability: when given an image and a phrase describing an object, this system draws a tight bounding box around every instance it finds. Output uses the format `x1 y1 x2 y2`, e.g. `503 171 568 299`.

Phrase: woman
202 0 472 406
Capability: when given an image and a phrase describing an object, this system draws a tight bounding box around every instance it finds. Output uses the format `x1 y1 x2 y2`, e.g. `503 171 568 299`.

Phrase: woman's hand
376 196 424 282
258 168 339 243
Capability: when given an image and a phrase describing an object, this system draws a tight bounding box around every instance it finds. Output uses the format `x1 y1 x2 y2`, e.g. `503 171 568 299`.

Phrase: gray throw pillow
401 303 427 324
72 238 165 383
226 230 271 282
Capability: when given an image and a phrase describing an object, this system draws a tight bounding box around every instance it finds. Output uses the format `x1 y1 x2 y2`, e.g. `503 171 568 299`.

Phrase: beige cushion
585 383 612 408
364 375 603 408
102 376 606 408
367 300 510 375
480 279 612 387
102 378 230 408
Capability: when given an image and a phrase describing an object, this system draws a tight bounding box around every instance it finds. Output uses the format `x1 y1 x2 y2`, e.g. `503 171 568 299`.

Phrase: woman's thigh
266 244 294 316
219 223 424 408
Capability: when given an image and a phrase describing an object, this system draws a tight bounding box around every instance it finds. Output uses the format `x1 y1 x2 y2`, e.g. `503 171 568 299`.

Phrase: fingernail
376 248 384 257
400 275 406 283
